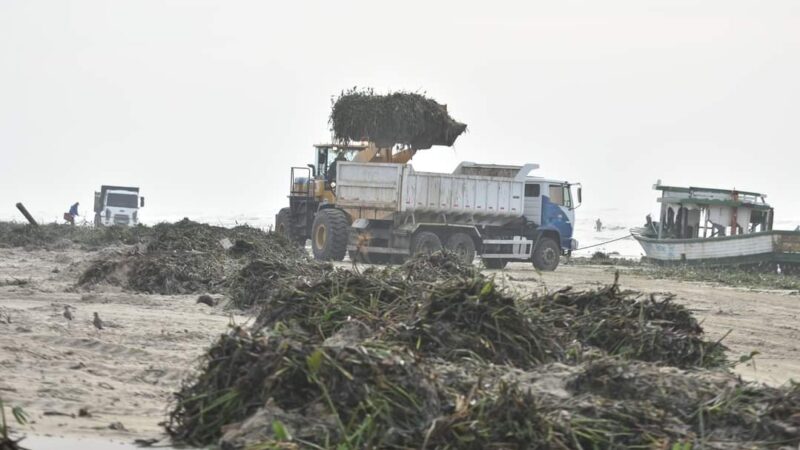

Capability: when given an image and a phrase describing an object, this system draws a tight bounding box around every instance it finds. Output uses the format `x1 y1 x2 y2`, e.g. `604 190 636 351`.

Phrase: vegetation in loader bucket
329 88 467 150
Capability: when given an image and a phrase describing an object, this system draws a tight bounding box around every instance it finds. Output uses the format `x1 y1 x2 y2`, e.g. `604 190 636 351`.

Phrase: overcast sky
2 0 799 227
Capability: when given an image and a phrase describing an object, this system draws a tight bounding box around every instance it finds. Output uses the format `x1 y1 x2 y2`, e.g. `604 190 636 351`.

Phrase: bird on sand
93 312 104 331
63 305 74 324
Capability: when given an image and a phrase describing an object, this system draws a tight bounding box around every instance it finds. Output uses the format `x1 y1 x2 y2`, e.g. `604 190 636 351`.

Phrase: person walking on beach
595 218 603 232
64 202 79 225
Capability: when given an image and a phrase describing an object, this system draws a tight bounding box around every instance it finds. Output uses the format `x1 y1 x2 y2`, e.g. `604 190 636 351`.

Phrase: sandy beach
1 246 798 446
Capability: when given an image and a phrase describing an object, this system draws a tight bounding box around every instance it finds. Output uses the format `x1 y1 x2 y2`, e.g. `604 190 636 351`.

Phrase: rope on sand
573 233 634 252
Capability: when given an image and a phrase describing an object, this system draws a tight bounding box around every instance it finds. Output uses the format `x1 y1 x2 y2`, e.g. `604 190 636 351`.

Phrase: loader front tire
275 207 304 246
311 209 349 261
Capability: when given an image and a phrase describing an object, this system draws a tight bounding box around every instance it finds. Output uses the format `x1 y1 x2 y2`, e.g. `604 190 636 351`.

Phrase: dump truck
276 144 581 270
93 185 145 227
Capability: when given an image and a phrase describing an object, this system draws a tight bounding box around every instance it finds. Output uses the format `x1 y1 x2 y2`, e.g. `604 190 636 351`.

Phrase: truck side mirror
140 197 145 208
577 188 582 204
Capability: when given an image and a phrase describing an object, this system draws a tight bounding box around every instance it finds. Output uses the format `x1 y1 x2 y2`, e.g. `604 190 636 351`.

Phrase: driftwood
14 203 37 226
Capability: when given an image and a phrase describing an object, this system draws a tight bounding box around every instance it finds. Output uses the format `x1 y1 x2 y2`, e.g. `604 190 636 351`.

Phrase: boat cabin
644 182 774 239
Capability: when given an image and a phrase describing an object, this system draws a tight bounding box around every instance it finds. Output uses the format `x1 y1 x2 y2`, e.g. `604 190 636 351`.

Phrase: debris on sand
531 276 728 369
630 263 800 291
396 249 479 281
394 277 554 367
0 222 149 250
168 330 440 447
329 88 467 150
126 252 225 294
78 219 299 295
196 294 215 307
167 252 800 449
0 436 26 450
0 397 29 450
228 254 328 309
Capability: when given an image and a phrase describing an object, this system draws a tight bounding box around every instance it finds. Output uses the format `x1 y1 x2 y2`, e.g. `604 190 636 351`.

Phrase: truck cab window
525 184 540 197
548 185 565 205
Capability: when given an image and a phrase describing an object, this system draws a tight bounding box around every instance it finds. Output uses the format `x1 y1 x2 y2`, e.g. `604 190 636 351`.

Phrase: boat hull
632 230 800 266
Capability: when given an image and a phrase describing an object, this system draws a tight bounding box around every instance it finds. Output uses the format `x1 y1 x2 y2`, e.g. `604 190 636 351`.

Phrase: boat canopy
655 184 771 211
641 182 774 240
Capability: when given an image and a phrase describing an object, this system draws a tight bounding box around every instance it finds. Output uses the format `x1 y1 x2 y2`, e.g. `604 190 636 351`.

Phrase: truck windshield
107 193 138 208
548 185 573 208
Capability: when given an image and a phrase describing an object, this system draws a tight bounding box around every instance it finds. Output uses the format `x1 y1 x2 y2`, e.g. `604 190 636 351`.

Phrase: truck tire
411 231 442 256
275 208 304 246
532 237 560 271
445 233 476 264
482 259 508 270
311 209 348 261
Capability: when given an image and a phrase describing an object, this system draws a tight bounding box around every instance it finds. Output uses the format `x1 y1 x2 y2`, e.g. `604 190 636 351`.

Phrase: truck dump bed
336 162 536 222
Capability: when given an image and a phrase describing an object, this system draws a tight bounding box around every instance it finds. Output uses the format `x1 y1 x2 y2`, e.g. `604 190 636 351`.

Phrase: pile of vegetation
0 222 149 250
329 88 467 149
166 252 800 449
629 263 800 291
78 219 301 295
532 276 727 369
566 251 641 267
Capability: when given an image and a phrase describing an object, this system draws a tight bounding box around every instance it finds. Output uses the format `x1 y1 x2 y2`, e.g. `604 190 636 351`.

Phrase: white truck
323 161 581 270
93 185 145 227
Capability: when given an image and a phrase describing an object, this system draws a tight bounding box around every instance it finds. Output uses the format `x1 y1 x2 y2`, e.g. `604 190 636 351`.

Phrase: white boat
631 182 800 265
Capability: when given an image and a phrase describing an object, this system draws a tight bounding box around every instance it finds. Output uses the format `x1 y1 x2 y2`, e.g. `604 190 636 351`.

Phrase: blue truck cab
521 177 581 267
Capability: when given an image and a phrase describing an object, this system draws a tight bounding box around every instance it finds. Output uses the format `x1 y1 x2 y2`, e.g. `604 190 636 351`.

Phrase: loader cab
314 144 366 184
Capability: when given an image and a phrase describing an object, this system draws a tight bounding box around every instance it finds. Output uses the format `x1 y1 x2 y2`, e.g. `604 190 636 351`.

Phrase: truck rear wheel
532 237 560 271
275 208 304 246
445 233 476 264
311 209 348 261
482 259 507 269
411 231 442 256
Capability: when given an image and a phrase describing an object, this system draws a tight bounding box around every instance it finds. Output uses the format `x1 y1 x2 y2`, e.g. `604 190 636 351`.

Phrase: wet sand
1 248 798 446
0 247 240 447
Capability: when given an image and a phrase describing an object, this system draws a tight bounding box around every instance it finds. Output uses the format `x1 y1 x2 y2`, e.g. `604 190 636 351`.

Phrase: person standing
595 218 603 232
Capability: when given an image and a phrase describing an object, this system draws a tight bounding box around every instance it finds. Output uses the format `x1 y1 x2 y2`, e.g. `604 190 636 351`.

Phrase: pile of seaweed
330 88 467 149
0 222 150 250
166 252 799 449
564 251 641 267
629 263 800 291
78 219 304 295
